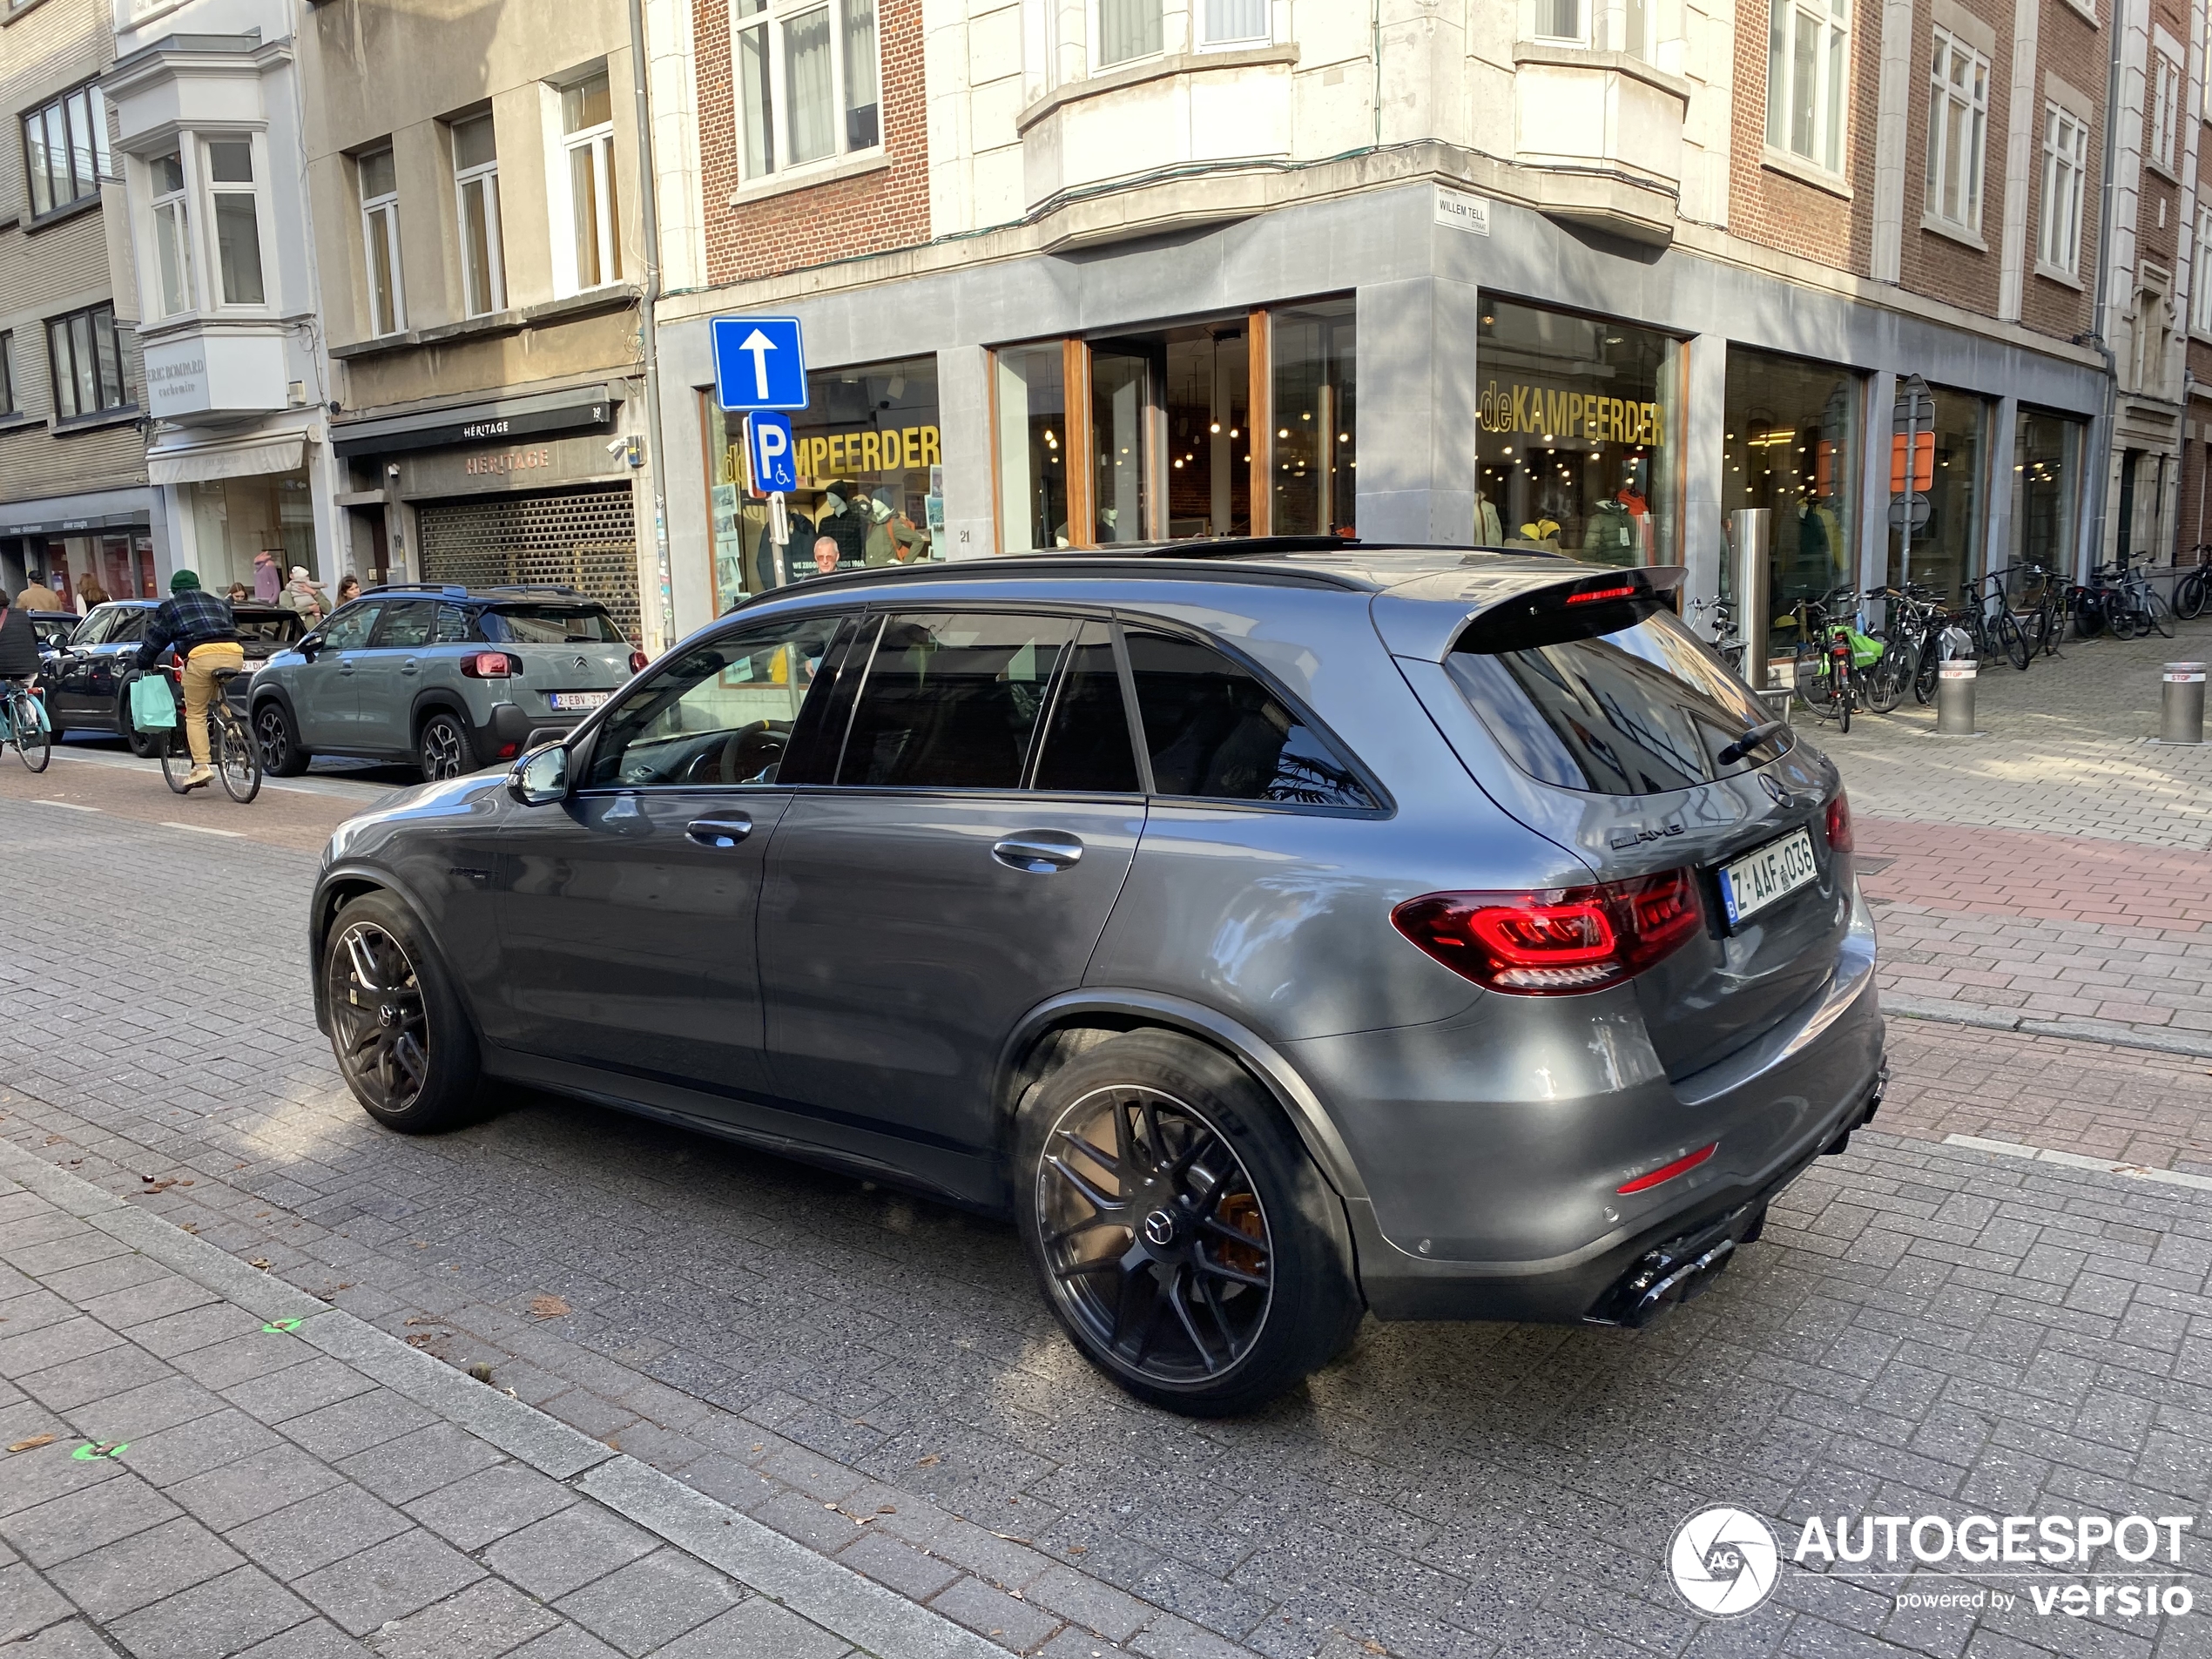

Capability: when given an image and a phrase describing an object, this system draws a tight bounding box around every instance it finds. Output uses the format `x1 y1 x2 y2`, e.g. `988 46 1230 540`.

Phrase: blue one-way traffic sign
711 315 809 410
745 413 796 495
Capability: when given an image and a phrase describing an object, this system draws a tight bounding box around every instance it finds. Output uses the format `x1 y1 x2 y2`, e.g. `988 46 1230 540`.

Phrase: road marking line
24 799 98 811
158 820 246 838
1943 1132 2212 1191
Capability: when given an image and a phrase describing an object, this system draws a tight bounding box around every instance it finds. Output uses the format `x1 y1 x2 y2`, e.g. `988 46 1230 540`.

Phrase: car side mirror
297 634 322 658
507 743 570 806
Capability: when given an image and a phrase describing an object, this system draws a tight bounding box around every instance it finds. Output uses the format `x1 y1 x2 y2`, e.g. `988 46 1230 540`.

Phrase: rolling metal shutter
414 483 641 641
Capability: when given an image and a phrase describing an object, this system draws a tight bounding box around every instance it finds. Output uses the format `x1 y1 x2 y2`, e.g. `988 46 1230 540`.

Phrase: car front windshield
485 606 625 645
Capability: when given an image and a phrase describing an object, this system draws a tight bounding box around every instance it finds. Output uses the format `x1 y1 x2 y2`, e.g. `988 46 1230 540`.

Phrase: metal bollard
2163 662 2207 744
1936 658 1979 734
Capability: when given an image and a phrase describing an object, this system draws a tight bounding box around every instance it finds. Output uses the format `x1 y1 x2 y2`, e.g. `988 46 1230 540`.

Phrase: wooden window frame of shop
987 311 1278 551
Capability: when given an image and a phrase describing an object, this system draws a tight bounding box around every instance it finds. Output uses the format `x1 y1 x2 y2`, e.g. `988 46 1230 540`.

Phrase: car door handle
685 816 753 848
401 658 419 676
338 662 354 675
992 832 1084 873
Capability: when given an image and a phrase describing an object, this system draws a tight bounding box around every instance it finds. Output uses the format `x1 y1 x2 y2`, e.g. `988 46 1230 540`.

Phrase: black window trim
366 597 437 649
19 77 112 225
44 301 132 421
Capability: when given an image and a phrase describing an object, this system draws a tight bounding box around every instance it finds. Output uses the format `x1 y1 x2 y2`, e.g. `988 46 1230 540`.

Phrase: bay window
359 148 405 337
1199 0 1269 46
150 152 196 319
1766 0 1849 174
732 0 882 184
1925 28 1989 233
1096 0 1163 64
206 139 266 307
22 81 111 219
562 71 622 288
452 113 506 316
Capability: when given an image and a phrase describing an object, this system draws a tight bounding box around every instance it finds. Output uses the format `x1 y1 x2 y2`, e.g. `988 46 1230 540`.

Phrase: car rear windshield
482 605 625 645
1447 600 1787 795
233 611 302 644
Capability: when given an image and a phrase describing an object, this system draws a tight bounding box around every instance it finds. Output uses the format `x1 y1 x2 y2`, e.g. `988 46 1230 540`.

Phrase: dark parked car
44 599 303 754
309 540 1885 1414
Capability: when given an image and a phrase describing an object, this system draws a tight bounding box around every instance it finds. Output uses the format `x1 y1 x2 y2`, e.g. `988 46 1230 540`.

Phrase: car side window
435 604 475 643
837 612 1079 790
1029 620 1141 793
71 609 113 647
320 604 381 651
372 602 435 649
1123 626 1378 809
585 611 848 789
107 610 147 644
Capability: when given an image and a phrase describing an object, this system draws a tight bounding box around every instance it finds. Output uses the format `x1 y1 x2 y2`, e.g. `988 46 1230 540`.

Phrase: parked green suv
248 585 644 780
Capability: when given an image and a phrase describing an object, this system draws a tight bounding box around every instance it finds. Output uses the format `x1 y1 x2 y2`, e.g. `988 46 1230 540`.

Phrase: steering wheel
683 719 792 786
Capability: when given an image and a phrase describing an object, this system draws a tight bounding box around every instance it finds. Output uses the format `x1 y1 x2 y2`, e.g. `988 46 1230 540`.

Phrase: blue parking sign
745 413 796 495
711 315 808 410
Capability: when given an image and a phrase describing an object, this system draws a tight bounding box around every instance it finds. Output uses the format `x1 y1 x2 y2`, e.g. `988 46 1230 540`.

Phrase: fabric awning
147 436 304 486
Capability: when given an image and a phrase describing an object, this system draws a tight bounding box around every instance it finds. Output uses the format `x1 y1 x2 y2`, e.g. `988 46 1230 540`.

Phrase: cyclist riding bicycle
0 593 44 734
134 569 242 792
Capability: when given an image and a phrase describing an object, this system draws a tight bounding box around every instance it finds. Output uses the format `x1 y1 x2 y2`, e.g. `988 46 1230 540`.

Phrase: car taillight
1392 869 1704 995
461 651 515 678
629 649 650 672
1825 790 1853 853
1617 1143 1718 1195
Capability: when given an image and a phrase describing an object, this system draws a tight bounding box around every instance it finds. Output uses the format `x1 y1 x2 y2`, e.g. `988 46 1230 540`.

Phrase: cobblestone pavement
8 798 2212 1656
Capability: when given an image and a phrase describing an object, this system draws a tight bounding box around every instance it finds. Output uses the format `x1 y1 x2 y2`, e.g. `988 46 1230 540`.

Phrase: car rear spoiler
1370 563 1688 662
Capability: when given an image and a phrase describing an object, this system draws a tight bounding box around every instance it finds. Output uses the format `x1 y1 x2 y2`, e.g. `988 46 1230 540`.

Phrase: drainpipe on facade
627 0 675 655
2080 0 2130 583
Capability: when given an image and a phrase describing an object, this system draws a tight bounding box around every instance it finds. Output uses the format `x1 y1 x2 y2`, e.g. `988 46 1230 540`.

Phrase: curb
1940 1132 2212 1193
0 1135 1004 1659
1879 992 2212 1060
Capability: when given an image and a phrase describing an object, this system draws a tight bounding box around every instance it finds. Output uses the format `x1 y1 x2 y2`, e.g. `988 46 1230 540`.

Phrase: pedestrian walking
16 577 61 612
76 573 109 611
133 570 241 792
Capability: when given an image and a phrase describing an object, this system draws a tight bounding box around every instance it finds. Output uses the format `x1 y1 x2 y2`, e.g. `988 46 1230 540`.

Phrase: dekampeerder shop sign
1477 378 1667 446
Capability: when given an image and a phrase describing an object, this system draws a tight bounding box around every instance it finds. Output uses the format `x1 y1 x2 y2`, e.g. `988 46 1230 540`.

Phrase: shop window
1767 0 1848 175
1270 300 1356 539
1721 348 1859 651
186 472 317 591
22 81 111 219
733 0 882 184
2012 409 2080 577
451 113 506 317
2040 105 2087 279
47 305 130 421
150 152 196 318
1886 385 1985 603
358 148 405 336
994 345 1072 553
1091 347 1150 544
1199 0 1269 47
560 71 623 290
1925 29 1988 233
1473 299 1681 566
206 140 266 307
1162 327 1250 536
1096 0 1163 66
702 354 941 610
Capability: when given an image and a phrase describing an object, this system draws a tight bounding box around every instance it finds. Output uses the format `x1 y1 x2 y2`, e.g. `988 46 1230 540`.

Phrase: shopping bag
130 673 177 731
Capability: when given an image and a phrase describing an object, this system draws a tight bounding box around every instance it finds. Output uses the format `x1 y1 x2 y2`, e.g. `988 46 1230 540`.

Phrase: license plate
1716 827 1819 927
549 691 610 711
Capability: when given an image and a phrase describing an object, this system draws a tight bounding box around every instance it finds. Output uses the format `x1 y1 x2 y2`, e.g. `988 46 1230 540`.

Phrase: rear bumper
480 701 581 760
1311 889 1885 1325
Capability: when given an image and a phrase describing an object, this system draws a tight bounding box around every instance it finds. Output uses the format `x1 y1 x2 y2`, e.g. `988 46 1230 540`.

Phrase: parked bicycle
1966 567 2033 670
1687 595 1746 675
1 678 49 773
2176 544 2212 621
2099 557 2173 641
1780 587 1871 733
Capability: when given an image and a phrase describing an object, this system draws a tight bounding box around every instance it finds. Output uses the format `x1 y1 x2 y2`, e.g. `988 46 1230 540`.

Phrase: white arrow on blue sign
744 413 797 495
711 314 809 411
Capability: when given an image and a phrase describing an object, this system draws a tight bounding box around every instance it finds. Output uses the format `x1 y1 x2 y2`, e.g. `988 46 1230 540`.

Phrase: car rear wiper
1716 719 1789 767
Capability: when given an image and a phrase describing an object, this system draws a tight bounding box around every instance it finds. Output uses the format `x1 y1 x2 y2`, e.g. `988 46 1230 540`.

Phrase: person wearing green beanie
170 570 201 592
137 570 239 789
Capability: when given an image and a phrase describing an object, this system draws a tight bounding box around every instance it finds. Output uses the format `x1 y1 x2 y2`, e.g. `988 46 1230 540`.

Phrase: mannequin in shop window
1581 457 1652 568
864 496 899 566
1475 491 1502 547
816 486 869 567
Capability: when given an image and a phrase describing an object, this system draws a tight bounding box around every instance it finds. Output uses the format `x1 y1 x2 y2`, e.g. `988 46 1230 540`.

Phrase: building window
732 0 881 183
358 148 405 336
1766 0 1848 174
1887 384 1985 603
0 332 14 415
2152 46 2181 174
1925 29 1989 232
1473 299 1683 566
2039 104 2087 276
206 139 266 307
2012 408 2080 576
150 151 196 319
1271 300 1357 539
1199 0 1269 46
561 71 623 288
22 82 111 219
451 113 505 316
1722 348 1861 650
1533 0 1582 41
47 304 130 421
2196 211 2212 334
1096 0 1163 67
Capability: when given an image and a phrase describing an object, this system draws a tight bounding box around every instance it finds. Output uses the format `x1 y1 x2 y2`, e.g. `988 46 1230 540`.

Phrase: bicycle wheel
2023 602 2053 658
1836 671 1851 734
1996 610 2030 670
2110 601 2140 641
2179 570 2208 621
2148 590 2175 639
12 692 49 773
1913 631 1941 703
1865 642 1907 713
159 724 197 792
217 711 261 804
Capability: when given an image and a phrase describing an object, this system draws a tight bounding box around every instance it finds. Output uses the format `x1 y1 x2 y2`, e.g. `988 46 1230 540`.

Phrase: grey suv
249 584 642 781
308 541 1884 1413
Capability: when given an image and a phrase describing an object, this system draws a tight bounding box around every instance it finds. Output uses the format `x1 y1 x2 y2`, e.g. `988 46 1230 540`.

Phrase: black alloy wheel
417 712 475 782
256 702 310 777
322 892 480 1131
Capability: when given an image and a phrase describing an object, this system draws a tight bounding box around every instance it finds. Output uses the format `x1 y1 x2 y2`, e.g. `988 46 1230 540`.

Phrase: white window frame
1766 0 1850 177
1925 27 1990 233
146 149 198 320
730 0 885 185
2038 102 2087 278
451 115 506 317
2195 209 2212 334
201 133 270 311
2152 46 2182 175
1528 0 1587 44
557 72 623 293
1091 0 1164 69
1196 0 1271 49
358 149 406 338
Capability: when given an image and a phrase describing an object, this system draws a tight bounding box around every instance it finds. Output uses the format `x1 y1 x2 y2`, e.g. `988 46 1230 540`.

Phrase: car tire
1015 1028 1362 1416
118 693 160 758
322 890 481 1133
255 700 311 777
416 711 476 782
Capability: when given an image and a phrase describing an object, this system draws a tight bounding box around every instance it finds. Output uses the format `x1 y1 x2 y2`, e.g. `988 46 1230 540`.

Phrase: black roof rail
361 583 469 597
1051 535 1362 559
475 583 593 597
